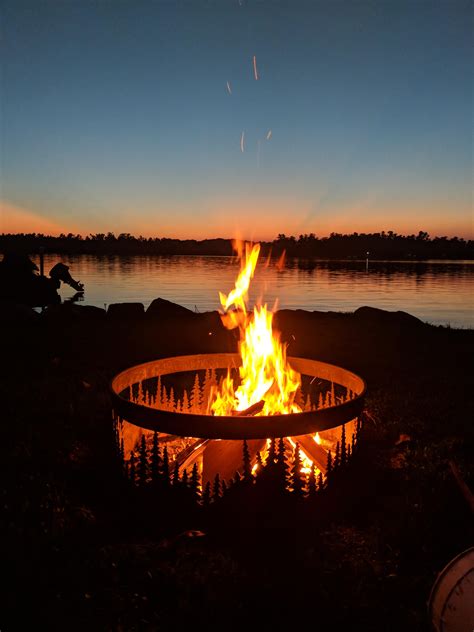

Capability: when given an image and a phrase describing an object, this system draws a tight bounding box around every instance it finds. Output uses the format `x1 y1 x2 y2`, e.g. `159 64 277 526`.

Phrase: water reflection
35 254 474 328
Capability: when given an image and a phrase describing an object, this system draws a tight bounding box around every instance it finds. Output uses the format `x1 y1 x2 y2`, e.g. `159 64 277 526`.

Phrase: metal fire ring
110 353 366 440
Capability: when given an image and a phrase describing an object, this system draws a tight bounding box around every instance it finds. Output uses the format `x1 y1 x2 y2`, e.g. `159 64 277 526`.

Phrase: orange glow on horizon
1 198 471 241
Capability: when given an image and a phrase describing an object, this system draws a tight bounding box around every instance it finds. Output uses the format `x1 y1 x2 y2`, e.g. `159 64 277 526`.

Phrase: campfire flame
211 241 302 416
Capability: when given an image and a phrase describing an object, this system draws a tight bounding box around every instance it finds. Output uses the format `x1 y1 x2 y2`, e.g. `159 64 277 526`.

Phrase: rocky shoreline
1 300 473 631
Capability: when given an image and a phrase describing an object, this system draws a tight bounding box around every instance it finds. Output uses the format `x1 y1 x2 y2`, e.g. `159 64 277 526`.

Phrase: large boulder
107 302 145 320
0 300 40 324
353 306 423 328
42 303 107 324
145 298 195 320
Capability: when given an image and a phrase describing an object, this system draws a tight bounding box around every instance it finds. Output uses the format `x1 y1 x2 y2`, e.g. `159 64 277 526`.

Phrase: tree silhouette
326 450 333 484
276 437 288 490
213 473 221 501
119 438 125 475
2 231 471 260
308 466 317 496
356 416 362 443
242 440 252 482
317 472 324 493
291 443 303 496
202 481 211 507
181 467 188 488
190 463 200 500
334 441 340 470
161 446 170 485
340 424 347 466
129 451 136 484
138 435 148 485
172 460 180 486
267 438 276 465
190 374 202 413
150 431 161 484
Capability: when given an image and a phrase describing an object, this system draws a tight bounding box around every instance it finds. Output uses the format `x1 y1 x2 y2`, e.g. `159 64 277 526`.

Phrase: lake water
35 254 474 328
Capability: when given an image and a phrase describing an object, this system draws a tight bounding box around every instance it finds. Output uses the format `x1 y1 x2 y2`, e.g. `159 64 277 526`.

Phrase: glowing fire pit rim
110 353 366 440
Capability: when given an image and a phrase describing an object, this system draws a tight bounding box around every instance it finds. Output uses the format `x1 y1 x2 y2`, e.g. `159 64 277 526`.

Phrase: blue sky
1 0 472 238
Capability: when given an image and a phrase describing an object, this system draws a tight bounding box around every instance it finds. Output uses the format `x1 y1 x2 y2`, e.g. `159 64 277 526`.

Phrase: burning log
232 400 265 417
293 434 328 474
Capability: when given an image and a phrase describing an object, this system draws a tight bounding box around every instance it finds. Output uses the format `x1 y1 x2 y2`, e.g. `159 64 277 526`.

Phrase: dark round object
111 353 366 440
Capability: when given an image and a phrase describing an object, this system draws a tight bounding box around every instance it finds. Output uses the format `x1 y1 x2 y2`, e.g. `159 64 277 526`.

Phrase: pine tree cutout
317 472 324 492
169 387 175 412
340 424 347 466
308 466 317 496
191 374 202 413
172 460 180 485
292 443 303 496
161 386 169 410
120 438 125 474
334 441 340 470
202 481 211 507
182 390 190 413
268 438 276 465
318 392 324 409
129 451 136 484
242 440 252 482
151 432 161 484
276 437 288 490
161 446 170 484
190 463 200 500
156 376 162 408
138 435 148 485
213 473 221 501
326 450 333 483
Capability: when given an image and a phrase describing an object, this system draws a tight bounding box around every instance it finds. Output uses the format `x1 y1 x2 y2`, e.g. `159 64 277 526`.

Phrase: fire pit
110 241 366 492
111 353 365 489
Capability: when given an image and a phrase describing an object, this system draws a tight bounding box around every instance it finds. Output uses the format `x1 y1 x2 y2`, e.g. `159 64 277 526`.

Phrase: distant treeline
0 231 473 260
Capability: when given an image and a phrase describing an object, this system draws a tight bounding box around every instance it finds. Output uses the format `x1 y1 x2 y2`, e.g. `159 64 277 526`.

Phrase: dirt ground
1 301 472 631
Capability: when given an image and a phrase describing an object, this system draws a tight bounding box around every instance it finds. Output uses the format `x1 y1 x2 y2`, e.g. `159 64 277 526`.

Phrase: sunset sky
1 0 472 239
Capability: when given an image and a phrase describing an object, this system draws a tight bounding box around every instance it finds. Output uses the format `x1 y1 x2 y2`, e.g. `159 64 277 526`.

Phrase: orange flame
211 241 302 416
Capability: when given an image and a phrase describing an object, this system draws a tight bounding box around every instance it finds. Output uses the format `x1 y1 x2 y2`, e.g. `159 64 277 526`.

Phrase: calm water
35 254 474 328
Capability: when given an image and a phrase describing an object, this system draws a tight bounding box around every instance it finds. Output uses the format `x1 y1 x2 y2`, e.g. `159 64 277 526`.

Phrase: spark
253 55 259 80
266 129 272 140
240 131 245 152
226 81 232 95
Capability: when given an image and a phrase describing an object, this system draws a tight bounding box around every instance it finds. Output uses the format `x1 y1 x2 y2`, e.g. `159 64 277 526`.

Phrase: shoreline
1 300 473 630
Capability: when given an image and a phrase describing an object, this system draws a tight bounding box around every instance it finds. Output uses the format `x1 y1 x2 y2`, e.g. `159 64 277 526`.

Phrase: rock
76 305 106 320
353 306 423 328
41 303 82 324
0 300 40 324
107 302 145 320
146 298 195 320
41 303 106 324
